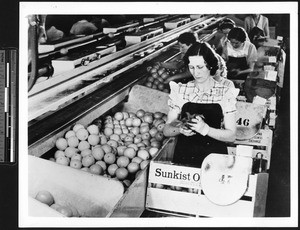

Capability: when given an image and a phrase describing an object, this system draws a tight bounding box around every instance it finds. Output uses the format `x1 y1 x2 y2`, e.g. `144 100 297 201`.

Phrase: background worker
244 14 270 43
221 27 258 79
208 18 236 55
163 42 238 167
157 32 198 84
159 32 229 85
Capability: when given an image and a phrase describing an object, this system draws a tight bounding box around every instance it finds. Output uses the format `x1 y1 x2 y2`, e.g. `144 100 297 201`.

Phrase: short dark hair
227 27 247 42
177 32 197 46
185 42 219 76
219 18 235 30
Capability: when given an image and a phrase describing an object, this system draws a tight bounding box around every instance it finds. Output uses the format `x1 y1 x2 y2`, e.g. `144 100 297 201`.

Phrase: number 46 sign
235 102 267 140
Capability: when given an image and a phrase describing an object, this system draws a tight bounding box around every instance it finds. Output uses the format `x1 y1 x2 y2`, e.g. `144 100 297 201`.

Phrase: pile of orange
50 109 166 190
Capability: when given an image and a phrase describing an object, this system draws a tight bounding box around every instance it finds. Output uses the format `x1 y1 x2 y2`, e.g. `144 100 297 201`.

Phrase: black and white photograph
0 1 298 229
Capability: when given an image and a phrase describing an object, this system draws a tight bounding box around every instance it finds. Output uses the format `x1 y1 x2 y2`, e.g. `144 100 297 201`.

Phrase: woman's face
229 38 243 49
188 56 211 83
178 42 190 54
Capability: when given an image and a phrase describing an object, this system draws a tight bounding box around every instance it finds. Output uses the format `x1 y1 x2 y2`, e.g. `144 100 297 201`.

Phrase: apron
227 56 249 80
172 102 227 168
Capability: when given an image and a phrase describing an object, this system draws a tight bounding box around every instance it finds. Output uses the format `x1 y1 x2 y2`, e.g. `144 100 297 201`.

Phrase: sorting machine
28 14 224 157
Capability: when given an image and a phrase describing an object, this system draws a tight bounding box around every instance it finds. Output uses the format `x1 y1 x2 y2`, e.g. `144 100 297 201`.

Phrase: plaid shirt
168 78 239 115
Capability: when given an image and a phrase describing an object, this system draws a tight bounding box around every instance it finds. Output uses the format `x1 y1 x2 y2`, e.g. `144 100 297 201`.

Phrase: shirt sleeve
247 42 258 64
222 87 240 114
167 81 186 114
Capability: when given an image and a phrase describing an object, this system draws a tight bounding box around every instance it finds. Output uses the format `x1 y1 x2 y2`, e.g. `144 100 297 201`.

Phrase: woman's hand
188 115 210 136
179 126 196 136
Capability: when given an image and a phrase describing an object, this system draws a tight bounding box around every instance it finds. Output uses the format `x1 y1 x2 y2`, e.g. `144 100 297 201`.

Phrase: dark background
0 0 295 229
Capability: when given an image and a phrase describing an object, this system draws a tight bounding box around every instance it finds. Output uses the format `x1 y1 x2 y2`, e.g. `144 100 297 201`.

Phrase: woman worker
244 14 270 41
157 32 198 84
209 18 236 55
221 27 258 79
163 42 239 167
159 32 229 86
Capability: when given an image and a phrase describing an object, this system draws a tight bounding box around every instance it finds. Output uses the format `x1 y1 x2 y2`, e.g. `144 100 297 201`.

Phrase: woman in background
222 27 258 79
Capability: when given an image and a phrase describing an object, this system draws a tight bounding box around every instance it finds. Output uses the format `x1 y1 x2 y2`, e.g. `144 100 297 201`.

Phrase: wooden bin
28 85 170 218
146 138 269 217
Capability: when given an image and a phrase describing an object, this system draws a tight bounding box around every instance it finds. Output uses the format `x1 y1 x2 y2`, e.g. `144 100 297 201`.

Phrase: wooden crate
145 138 269 217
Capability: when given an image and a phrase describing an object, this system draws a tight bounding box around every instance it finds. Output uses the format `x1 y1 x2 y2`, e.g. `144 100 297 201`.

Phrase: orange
125 117 133 127
78 140 90 154
123 147 136 159
35 190 54 206
137 149 150 161
64 147 78 158
131 156 143 164
55 137 68 150
107 163 118 176
150 141 161 149
133 135 142 144
119 133 127 141
139 125 150 134
156 123 165 132
71 153 82 161
76 128 89 141
115 167 128 180
49 157 55 162
154 112 163 119
107 139 118 148
56 206 73 217
89 164 104 175
122 128 129 134
92 147 105 161
104 127 114 137
140 160 150 170
65 130 76 139
114 112 124 121
137 142 145 149
56 156 69 166
101 144 112 154
81 167 90 172
72 123 85 132
117 145 127 156
149 127 158 137
143 114 154 124
87 124 99 135
105 123 114 129
142 139 151 147
95 160 107 170
130 126 140 136
70 159 82 169
136 109 145 118
124 135 133 143
80 148 92 157
127 162 140 174
99 134 108 145
54 150 65 159
67 136 79 148
149 147 159 158
87 134 100 146
113 127 123 135
116 156 130 168
122 111 129 120
132 118 142 127
141 132 151 141
82 155 95 167
110 133 120 142
155 132 164 141
103 152 116 164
